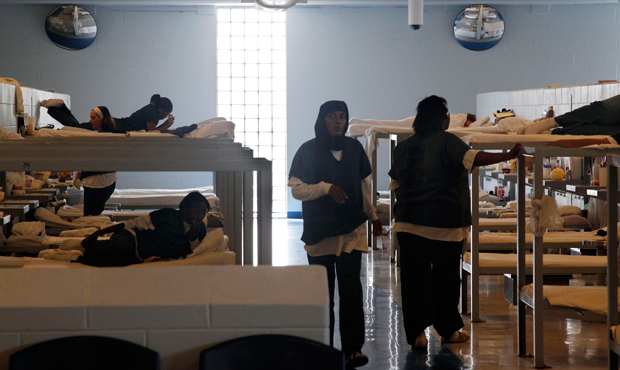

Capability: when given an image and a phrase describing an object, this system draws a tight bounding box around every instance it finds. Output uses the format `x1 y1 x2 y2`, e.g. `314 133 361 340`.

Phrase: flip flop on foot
441 330 470 343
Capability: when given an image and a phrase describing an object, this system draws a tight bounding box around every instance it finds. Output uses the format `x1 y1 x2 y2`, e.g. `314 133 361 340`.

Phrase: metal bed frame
0 136 272 266
515 146 620 369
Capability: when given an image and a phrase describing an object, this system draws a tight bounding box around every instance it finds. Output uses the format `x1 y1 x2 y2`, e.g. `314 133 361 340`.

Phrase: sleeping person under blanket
70 191 209 267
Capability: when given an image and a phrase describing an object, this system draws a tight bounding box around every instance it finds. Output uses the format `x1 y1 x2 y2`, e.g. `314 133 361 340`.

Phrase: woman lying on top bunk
43 94 197 137
42 100 118 133
518 94 620 137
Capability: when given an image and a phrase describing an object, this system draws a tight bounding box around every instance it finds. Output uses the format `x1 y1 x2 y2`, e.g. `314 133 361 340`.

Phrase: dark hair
412 95 449 136
179 191 210 212
150 94 173 114
97 106 117 132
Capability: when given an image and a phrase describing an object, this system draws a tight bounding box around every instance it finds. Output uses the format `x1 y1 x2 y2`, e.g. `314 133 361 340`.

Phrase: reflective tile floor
273 219 610 369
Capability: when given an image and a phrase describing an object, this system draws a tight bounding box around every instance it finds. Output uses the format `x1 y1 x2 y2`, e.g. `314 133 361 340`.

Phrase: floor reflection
273 218 609 369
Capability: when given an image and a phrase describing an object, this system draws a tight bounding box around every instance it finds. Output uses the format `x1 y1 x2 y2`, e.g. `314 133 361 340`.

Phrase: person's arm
188 219 206 242
150 115 175 132
363 175 383 236
288 176 333 201
545 138 612 148
123 213 155 231
473 143 522 167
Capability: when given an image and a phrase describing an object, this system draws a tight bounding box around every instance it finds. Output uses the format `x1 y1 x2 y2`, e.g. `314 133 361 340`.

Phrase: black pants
83 182 116 216
554 94 620 135
307 251 365 356
397 232 464 342
47 103 81 127
76 229 141 267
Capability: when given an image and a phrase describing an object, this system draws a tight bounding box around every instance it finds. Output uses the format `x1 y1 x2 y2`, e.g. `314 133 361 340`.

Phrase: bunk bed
465 135 609 322
0 136 272 266
513 145 620 369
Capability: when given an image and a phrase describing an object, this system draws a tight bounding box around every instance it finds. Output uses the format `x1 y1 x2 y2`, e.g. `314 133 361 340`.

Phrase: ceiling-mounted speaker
408 0 423 30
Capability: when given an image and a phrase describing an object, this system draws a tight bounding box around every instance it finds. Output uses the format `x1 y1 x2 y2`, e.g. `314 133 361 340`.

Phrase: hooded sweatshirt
289 101 372 245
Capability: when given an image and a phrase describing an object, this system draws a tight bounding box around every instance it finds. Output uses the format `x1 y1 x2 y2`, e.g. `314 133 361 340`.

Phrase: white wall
286 4 620 212
0 5 218 189
0 4 618 212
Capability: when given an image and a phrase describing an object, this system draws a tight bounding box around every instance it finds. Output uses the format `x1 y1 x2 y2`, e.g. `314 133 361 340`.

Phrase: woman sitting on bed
518 94 620 136
71 191 209 267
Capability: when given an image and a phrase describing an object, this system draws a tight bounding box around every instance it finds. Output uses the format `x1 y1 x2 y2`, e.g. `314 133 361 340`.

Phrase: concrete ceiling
0 0 617 6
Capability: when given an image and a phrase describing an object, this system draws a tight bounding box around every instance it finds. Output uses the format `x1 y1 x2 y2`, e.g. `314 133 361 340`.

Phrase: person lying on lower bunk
66 191 209 267
518 94 620 136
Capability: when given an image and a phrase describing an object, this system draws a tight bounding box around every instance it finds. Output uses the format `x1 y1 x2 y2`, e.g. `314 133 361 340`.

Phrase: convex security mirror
453 4 504 51
45 5 97 51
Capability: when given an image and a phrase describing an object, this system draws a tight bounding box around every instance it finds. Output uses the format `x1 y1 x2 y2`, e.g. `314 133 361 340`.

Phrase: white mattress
521 284 619 316
110 186 219 209
347 117 415 137
0 252 236 269
473 230 605 244
6 235 86 249
35 118 235 139
479 218 529 227
463 252 607 269
467 133 610 144
377 198 390 215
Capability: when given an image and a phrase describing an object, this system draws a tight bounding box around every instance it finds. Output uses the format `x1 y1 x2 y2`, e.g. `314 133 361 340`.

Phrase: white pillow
560 215 591 230
11 221 46 236
187 228 228 258
558 205 582 217
468 116 490 128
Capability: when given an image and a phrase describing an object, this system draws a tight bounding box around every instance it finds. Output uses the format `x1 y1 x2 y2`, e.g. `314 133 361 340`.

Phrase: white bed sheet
0 252 236 269
466 133 611 145
348 117 415 137
521 285 619 316
110 186 219 209
472 230 605 244
35 118 235 139
7 235 86 249
464 252 606 269
479 218 529 226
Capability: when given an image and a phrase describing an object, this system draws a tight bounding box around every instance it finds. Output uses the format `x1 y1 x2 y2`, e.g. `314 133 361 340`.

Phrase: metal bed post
532 148 546 368
216 171 240 263
517 152 527 356
607 162 618 370
242 171 254 266
257 160 272 265
233 171 243 264
0 172 6 195
371 137 379 250
470 166 482 322
390 135 397 265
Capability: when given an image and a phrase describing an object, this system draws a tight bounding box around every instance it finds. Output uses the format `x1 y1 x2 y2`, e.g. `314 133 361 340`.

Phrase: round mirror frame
45 5 97 51
453 4 505 51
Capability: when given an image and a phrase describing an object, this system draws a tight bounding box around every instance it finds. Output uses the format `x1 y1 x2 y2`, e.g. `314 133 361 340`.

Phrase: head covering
92 107 103 119
314 100 349 151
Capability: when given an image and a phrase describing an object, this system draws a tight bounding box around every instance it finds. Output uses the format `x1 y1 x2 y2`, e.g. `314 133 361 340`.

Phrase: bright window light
217 7 288 219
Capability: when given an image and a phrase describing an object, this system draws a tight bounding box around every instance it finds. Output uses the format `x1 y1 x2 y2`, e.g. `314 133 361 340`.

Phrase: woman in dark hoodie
288 100 382 368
